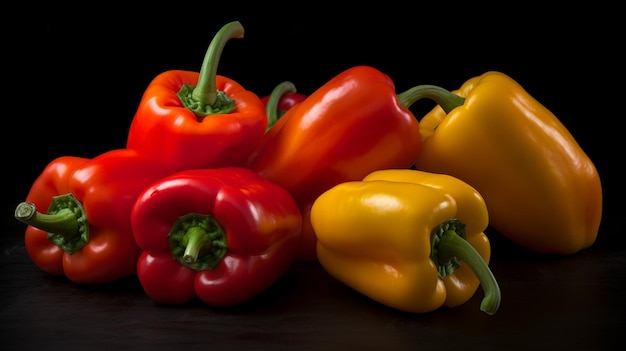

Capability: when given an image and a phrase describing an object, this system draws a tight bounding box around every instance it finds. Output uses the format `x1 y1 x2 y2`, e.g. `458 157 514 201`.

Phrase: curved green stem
193 21 244 105
168 213 228 271
431 218 501 315
265 81 297 131
396 84 465 114
14 194 88 254
177 21 244 117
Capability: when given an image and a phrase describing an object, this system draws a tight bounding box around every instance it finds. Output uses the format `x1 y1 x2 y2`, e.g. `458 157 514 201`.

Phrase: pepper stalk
14 194 88 254
178 21 244 117
168 213 228 271
431 218 501 315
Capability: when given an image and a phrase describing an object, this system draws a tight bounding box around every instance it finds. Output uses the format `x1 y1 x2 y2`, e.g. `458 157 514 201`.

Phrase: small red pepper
126 21 267 173
260 81 307 130
131 167 302 306
14 149 171 284
245 65 423 261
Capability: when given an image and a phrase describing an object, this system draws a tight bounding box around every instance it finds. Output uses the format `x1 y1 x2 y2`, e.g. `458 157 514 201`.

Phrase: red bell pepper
260 81 307 130
245 65 424 261
126 21 267 173
14 149 170 284
131 167 302 306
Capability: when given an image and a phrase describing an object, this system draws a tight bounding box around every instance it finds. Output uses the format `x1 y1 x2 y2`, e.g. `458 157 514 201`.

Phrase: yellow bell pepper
407 71 602 255
310 169 501 315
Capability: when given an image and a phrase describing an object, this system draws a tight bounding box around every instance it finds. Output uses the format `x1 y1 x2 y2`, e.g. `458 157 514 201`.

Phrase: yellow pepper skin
414 71 602 255
310 169 501 315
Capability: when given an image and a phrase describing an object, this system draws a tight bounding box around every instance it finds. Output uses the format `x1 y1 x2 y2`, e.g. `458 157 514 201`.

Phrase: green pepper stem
438 229 501 315
15 202 79 235
182 226 213 264
14 194 89 254
169 213 228 271
265 81 297 131
192 21 245 106
396 84 465 114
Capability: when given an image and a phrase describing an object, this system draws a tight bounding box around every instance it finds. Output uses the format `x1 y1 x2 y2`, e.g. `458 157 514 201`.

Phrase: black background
1 3 624 350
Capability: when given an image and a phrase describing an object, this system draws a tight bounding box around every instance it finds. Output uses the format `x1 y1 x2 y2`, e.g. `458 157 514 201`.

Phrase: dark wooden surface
2 4 623 350
2 217 624 350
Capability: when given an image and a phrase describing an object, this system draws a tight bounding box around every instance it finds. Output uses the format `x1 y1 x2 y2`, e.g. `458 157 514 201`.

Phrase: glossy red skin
126 70 268 173
261 92 308 112
23 149 171 284
131 167 302 306
246 65 423 261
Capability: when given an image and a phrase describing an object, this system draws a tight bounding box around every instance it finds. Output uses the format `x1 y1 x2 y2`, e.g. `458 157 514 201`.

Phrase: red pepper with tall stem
131 167 302 306
126 21 267 173
245 65 424 261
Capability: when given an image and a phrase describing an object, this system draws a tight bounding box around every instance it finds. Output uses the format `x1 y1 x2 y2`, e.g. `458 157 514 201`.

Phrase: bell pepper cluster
13 20 602 316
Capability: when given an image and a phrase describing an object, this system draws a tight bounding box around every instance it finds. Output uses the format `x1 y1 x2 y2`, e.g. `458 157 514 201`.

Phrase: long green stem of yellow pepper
397 84 464 114
177 21 244 116
432 218 501 315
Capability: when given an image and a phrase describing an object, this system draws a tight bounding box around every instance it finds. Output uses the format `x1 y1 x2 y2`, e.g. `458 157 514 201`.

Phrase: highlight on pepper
14 18 608 318
407 71 602 255
130 167 302 307
311 169 501 315
126 20 268 173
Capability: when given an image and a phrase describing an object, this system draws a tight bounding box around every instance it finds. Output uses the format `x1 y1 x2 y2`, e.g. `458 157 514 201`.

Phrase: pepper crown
168 213 228 271
14 194 89 254
177 21 243 117
431 218 501 315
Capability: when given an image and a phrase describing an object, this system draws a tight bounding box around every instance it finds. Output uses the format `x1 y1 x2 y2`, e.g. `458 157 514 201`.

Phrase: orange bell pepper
245 65 423 261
